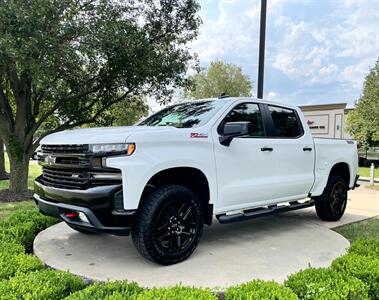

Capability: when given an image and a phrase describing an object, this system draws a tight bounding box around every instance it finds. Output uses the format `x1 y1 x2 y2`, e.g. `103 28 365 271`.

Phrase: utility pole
257 0 267 99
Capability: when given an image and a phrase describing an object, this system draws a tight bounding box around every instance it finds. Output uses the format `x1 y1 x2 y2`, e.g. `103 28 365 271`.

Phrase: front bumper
34 179 136 235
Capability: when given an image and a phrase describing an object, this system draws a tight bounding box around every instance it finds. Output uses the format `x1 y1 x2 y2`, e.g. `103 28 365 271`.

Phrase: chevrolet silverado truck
34 97 359 265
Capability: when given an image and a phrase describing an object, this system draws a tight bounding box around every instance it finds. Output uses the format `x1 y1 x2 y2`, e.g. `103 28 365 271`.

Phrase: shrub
332 253 379 299
224 280 298 300
0 269 85 300
137 286 218 300
0 209 57 252
0 240 25 254
284 267 369 300
0 252 44 280
65 281 143 300
349 239 379 259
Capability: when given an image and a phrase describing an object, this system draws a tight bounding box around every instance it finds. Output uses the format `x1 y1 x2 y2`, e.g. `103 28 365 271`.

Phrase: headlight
89 143 136 155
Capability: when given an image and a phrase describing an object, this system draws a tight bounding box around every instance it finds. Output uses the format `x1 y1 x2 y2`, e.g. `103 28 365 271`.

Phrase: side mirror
219 122 251 146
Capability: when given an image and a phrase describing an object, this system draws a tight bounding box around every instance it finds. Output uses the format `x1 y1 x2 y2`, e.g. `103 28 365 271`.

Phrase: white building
298 103 353 139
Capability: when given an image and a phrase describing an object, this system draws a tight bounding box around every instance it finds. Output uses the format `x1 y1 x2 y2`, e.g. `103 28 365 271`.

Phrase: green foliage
225 280 298 300
284 267 369 300
137 286 218 300
0 0 201 193
0 269 85 300
0 240 25 254
332 253 379 299
186 61 253 99
0 252 43 280
346 58 379 149
0 209 57 252
65 281 143 300
84 97 149 127
349 239 379 259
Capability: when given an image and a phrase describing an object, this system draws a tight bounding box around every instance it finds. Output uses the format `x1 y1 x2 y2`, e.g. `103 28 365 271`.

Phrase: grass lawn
0 200 35 220
334 216 379 243
0 154 41 191
359 166 378 178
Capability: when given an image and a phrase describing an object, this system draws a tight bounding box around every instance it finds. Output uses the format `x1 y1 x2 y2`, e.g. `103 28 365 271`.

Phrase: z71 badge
190 133 208 138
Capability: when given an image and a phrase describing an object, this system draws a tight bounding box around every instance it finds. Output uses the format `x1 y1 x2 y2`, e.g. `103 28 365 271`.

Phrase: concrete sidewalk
34 186 378 289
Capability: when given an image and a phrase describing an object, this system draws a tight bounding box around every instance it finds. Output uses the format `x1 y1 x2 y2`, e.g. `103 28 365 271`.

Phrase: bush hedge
0 269 85 300
284 267 369 300
0 240 25 254
1 203 379 300
0 252 43 280
224 280 298 300
0 209 56 252
349 239 379 259
65 281 143 300
137 286 218 300
332 253 379 300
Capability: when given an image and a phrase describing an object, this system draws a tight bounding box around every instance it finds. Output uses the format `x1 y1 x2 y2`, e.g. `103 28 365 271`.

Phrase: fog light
78 212 90 224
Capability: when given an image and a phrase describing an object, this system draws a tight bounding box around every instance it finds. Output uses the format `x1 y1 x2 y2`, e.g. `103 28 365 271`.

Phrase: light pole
257 0 267 99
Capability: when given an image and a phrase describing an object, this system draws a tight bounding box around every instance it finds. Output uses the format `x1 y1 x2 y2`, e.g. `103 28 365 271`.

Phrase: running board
217 200 315 224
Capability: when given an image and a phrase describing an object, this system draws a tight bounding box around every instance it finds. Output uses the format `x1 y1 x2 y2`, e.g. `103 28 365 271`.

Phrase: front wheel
314 175 348 221
132 185 204 265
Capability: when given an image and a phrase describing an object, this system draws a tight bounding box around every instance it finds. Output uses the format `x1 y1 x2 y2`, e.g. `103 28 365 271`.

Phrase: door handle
303 147 312 152
261 147 273 152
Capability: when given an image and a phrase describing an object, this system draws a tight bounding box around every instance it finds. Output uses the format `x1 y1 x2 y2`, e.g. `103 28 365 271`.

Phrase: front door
213 101 276 213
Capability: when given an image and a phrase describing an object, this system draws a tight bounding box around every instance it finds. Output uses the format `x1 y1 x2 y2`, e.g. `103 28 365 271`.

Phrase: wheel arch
328 162 350 186
140 167 213 225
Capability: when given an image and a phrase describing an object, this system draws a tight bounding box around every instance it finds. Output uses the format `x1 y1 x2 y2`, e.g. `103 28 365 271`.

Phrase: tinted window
138 100 226 128
268 105 302 137
222 103 265 137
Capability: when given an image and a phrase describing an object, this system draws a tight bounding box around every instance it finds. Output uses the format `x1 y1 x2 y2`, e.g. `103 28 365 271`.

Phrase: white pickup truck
34 97 359 265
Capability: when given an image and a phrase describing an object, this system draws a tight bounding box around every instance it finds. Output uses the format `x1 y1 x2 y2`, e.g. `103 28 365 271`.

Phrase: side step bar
217 200 315 224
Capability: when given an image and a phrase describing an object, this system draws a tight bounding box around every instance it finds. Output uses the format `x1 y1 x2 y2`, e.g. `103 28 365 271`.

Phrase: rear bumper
34 179 136 235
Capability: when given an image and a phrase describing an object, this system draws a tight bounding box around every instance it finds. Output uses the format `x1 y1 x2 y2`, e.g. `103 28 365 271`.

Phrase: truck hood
40 126 176 145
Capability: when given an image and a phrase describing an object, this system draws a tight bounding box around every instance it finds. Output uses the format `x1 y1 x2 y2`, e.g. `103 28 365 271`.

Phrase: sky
188 0 379 107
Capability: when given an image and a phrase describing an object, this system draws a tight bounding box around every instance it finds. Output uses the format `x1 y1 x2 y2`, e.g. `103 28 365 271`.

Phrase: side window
222 103 265 137
267 105 302 138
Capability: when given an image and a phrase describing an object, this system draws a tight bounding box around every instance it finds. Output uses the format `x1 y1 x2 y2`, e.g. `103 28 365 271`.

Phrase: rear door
260 104 315 200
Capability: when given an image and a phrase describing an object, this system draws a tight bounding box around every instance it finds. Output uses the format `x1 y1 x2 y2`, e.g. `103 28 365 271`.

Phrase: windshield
138 100 227 128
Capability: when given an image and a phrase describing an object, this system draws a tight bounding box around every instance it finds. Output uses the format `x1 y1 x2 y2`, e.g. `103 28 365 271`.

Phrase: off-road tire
314 175 348 221
132 185 204 265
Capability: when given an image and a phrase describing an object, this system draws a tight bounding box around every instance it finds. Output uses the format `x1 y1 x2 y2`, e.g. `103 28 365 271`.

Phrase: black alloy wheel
315 175 348 221
330 181 347 216
132 185 204 265
153 198 198 255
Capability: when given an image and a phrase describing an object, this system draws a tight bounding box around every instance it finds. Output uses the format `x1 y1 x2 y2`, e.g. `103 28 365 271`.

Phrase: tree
0 138 8 180
346 59 379 149
0 0 201 194
186 61 253 99
85 97 149 127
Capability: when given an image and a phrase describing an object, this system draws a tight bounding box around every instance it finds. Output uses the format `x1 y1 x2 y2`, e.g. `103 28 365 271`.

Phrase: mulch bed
0 189 34 202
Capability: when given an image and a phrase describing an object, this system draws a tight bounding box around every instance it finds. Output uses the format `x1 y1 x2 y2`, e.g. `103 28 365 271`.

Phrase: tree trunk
0 138 8 179
8 154 29 194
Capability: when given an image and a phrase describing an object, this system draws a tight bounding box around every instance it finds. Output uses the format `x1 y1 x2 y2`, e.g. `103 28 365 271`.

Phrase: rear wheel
314 175 348 221
132 185 204 265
